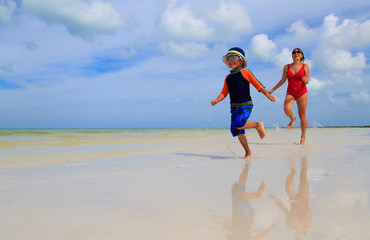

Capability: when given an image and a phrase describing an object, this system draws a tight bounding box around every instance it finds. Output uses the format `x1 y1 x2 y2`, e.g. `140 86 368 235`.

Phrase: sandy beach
0 127 369 240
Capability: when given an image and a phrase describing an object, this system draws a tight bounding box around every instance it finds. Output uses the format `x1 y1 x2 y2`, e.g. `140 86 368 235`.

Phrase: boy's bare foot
257 122 266 139
288 118 296 129
300 137 305 145
243 152 251 159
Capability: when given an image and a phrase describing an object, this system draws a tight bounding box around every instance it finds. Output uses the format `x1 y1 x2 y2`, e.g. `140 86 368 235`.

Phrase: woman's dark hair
292 48 305 63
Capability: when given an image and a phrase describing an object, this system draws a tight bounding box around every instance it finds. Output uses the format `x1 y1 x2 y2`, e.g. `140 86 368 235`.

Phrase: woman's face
292 49 303 62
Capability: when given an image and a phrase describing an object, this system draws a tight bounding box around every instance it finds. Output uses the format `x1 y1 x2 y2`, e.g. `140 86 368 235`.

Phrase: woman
269 48 309 144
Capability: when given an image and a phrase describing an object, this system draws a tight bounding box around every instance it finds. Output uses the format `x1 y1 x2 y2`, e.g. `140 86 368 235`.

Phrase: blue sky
0 0 370 128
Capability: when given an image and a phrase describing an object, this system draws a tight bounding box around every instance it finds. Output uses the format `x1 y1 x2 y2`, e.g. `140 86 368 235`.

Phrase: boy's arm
211 95 224 106
211 77 229 106
241 70 275 102
241 69 264 92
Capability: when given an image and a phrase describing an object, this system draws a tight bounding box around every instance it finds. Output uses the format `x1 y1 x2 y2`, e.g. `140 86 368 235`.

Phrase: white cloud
307 77 326 91
322 14 370 48
312 48 366 73
160 41 210 59
249 34 277 61
286 19 317 42
327 90 336 103
0 0 16 23
274 48 292 69
22 0 131 40
158 1 252 43
257 14 369 76
309 14 369 76
351 90 370 104
202 1 252 39
158 4 213 42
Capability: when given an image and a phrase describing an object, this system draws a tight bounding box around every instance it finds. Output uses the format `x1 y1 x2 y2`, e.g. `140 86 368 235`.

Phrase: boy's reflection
270 157 312 239
223 160 277 240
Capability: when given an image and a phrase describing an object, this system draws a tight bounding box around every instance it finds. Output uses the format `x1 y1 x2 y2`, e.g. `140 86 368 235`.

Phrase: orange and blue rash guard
218 68 265 106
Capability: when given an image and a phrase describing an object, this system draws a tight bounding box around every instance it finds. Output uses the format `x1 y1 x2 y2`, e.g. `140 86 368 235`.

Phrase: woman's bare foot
256 122 266 139
288 117 296 130
300 137 305 145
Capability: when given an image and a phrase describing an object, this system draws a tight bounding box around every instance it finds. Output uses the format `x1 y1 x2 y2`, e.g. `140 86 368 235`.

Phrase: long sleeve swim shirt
218 68 265 106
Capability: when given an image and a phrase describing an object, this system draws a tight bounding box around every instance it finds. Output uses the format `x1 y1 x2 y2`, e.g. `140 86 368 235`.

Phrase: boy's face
226 55 244 69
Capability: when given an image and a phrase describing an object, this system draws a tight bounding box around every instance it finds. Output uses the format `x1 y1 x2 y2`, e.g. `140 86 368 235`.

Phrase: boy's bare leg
238 161 251 186
256 122 266 139
245 180 266 202
237 134 251 158
236 121 266 139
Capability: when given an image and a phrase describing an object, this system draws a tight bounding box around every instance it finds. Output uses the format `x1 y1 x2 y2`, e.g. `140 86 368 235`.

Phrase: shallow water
0 128 369 239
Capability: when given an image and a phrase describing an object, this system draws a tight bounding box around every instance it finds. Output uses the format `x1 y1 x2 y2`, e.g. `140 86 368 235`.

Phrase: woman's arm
268 65 288 94
302 64 309 84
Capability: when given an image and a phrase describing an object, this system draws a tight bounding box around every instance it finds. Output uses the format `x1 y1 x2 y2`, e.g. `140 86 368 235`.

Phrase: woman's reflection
270 156 312 239
223 160 277 240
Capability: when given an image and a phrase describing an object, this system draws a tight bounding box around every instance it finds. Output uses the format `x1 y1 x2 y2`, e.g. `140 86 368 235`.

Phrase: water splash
312 121 324 128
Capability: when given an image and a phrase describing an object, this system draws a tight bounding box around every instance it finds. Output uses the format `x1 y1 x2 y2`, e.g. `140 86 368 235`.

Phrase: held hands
267 94 276 102
261 88 276 102
267 89 276 102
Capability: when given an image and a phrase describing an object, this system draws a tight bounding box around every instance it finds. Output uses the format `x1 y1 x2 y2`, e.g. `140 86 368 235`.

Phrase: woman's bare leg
296 93 308 144
284 94 296 129
286 168 297 198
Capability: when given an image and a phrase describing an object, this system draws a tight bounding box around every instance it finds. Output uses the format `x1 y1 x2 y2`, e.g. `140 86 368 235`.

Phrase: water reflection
223 159 277 240
270 156 312 239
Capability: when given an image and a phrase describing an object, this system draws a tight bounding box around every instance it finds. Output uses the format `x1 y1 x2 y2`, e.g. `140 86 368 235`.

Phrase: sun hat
222 47 247 68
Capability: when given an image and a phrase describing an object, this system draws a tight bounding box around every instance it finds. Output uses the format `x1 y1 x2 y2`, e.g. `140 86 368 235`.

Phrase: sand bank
0 128 369 239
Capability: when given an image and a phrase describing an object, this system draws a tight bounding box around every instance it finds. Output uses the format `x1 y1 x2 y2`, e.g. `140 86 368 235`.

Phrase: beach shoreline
1 127 369 239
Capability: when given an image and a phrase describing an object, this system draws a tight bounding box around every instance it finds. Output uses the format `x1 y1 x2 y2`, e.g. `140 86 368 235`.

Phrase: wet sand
0 128 369 239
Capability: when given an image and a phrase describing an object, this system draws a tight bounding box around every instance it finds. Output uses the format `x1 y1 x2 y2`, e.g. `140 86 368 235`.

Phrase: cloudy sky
0 0 369 128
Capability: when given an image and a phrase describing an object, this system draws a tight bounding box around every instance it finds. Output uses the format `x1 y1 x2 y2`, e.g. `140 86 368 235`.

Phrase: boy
211 47 275 158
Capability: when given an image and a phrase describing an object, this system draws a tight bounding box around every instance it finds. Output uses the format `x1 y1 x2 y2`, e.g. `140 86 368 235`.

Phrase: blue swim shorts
230 105 253 137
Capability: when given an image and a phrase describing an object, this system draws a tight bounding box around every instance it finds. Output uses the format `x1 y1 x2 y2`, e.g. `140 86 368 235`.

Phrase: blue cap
222 47 247 68
224 47 245 59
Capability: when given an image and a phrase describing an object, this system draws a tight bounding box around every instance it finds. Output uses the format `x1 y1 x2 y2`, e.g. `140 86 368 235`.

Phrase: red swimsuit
287 64 307 100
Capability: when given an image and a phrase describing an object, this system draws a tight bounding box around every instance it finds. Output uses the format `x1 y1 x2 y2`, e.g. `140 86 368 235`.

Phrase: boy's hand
267 94 276 102
261 88 276 102
211 97 223 106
